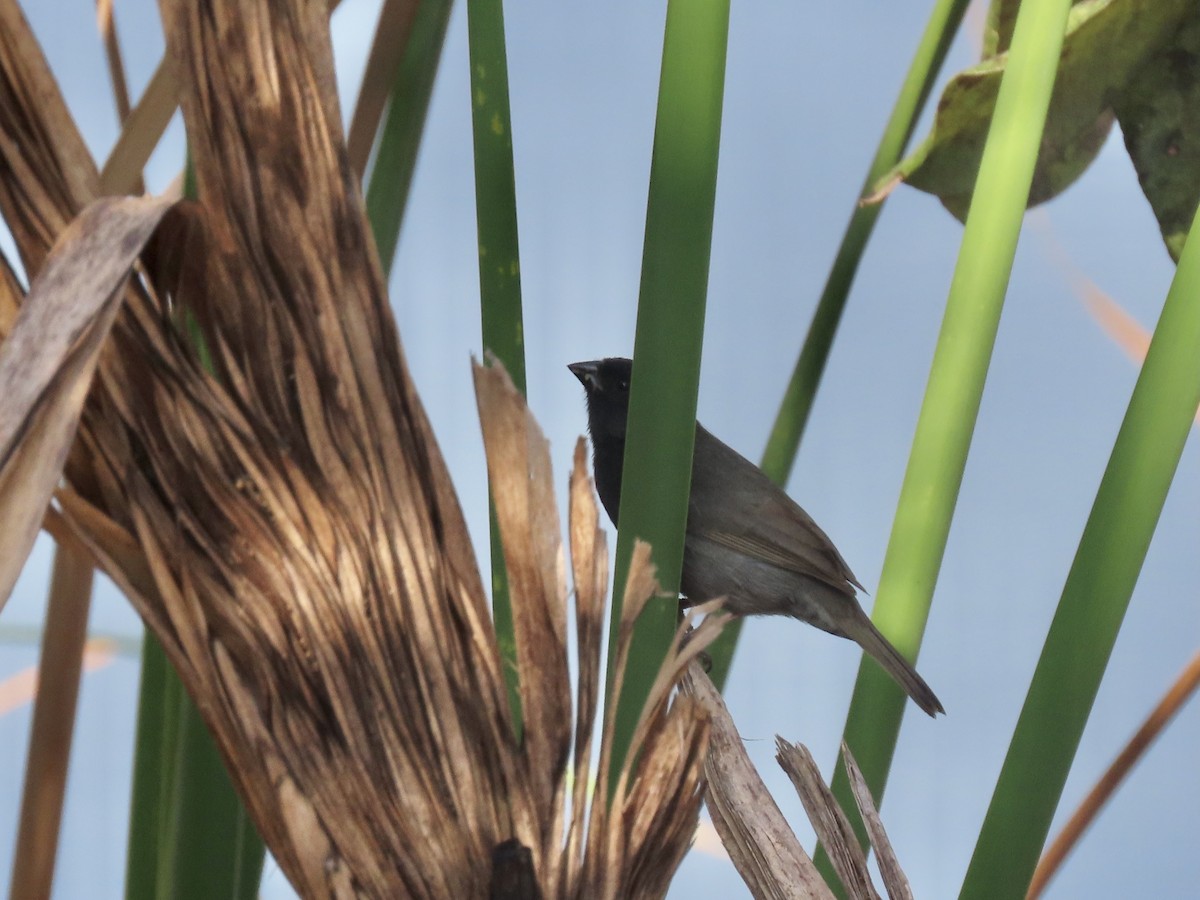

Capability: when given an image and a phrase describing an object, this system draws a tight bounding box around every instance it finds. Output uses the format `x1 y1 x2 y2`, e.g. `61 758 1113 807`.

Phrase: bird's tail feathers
845 612 944 717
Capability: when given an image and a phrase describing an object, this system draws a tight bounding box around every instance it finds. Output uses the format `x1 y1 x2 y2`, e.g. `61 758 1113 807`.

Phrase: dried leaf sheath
563 438 607 892
474 359 572 858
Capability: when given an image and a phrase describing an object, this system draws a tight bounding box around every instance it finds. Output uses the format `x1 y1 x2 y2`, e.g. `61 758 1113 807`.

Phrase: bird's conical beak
568 360 600 388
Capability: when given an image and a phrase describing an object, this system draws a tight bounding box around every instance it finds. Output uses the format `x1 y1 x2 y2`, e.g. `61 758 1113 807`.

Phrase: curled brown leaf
0 195 174 609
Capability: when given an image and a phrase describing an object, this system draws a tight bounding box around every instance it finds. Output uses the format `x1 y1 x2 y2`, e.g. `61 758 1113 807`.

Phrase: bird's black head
569 357 633 524
568 357 633 441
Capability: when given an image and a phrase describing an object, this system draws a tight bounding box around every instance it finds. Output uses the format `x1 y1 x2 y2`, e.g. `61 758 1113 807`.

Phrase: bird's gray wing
688 425 865 595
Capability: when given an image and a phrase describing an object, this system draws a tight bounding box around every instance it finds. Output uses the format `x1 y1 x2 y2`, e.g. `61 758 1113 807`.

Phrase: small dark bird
569 357 944 717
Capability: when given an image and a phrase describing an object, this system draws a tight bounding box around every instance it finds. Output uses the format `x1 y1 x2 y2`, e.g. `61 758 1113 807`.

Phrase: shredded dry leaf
777 739 881 900
693 683 918 900
841 743 913 900
686 669 832 900
778 741 917 900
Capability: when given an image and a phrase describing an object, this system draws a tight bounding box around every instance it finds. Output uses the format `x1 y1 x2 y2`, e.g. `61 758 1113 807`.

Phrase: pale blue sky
1 0 1197 897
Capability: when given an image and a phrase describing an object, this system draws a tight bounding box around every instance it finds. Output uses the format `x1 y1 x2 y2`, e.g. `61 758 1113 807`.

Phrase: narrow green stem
365 0 454 276
605 0 730 789
824 0 1075 876
153 697 262 900
466 0 527 733
124 637 172 900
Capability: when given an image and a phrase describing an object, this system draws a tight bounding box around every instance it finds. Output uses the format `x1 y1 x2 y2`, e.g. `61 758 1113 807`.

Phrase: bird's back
687 424 863 596
588 416 861 596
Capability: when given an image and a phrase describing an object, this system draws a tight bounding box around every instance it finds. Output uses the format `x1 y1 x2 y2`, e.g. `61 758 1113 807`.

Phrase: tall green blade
158 700 264 900
960 204 1200 900
706 0 973 691
466 0 525 390
466 0 527 732
366 0 455 276
605 0 730 786
822 0 1076 877
124 637 174 900
128 640 261 900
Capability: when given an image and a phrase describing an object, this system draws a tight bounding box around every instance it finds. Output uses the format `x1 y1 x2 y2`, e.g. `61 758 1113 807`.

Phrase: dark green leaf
605 0 730 787
466 0 527 734
365 0 455 276
880 0 1191 220
1113 10 1200 261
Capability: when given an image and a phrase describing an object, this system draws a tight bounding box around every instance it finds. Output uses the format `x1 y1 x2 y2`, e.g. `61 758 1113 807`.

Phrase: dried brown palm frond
0 0 723 896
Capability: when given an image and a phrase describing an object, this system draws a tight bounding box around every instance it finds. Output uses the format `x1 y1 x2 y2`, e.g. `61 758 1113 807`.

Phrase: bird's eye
617 379 629 392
